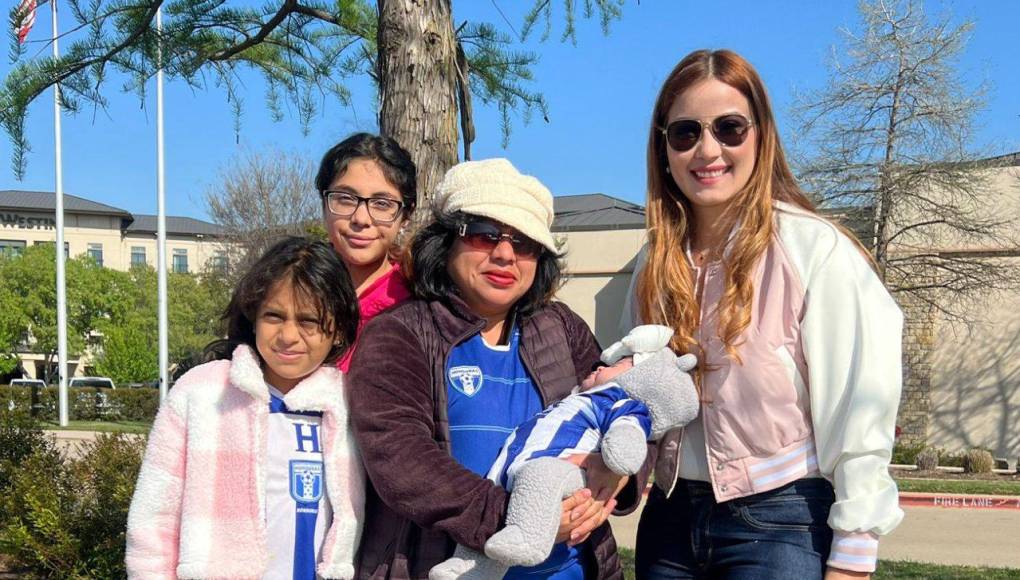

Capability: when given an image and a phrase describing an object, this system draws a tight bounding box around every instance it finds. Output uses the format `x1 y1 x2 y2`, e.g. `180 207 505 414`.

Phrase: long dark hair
315 132 418 214
405 211 564 318
205 236 359 364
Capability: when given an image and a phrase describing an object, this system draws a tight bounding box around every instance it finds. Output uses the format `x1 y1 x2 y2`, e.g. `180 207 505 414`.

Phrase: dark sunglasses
457 221 544 258
661 114 754 152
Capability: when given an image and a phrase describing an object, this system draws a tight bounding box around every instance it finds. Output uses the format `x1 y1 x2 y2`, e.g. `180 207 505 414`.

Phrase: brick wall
897 292 934 447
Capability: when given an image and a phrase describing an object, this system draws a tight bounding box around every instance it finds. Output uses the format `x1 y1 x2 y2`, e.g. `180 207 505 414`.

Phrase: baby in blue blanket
431 325 699 580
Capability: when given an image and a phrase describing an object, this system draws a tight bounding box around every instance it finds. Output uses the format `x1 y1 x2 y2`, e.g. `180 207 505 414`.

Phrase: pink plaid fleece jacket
125 345 364 579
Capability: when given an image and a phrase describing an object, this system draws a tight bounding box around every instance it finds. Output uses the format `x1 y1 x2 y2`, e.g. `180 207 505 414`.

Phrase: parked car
68 377 116 390
68 377 117 416
125 380 160 389
10 378 46 388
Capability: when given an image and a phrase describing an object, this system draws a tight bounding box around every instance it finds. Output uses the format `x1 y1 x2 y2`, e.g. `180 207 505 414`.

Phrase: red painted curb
899 492 1020 510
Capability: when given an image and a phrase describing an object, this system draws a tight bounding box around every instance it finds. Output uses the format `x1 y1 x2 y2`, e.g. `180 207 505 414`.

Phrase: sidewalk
609 500 1020 568
45 429 144 457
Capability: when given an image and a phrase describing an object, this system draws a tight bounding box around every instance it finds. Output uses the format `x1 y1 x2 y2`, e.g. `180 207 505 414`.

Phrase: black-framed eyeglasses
661 114 755 152
457 221 544 259
322 190 404 223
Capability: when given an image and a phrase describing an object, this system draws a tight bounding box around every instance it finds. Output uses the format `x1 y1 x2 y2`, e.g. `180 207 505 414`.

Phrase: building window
211 250 228 273
87 243 104 267
172 249 189 273
0 239 26 258
33 240 69 258
131 246 146 267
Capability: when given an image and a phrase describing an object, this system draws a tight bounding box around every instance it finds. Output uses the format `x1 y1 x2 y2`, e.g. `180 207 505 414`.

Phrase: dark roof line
1 190 221 237
0 189 133 218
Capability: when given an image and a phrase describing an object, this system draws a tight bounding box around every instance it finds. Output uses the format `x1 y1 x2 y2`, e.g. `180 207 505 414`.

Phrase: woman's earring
665 165 671 174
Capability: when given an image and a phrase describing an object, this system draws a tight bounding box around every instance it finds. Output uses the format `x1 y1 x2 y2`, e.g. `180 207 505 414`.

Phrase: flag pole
52 0 69 426
156 5 168 403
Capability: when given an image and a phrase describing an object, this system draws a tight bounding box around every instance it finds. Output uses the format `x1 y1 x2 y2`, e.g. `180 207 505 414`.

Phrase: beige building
918 158 1020 463
1 190 228 272
1 190 229 380
553 194 646 346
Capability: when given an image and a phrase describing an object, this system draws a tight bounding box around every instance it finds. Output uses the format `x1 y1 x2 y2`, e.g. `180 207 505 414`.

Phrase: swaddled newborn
431 325 699 580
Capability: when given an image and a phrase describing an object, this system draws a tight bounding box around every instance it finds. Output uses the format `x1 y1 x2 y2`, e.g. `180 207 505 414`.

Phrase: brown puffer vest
347 295 628 580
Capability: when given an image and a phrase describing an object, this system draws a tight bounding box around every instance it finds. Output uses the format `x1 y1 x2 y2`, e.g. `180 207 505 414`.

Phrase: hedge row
0 407 144 577
0 386 160 422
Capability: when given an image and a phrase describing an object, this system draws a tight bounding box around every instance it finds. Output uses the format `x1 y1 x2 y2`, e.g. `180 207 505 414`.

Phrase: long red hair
638 49 816 360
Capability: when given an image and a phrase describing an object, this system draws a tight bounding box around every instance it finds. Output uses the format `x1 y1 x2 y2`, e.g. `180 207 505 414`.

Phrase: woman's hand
555 488 594 544
562 453 629 545
824 568 870 580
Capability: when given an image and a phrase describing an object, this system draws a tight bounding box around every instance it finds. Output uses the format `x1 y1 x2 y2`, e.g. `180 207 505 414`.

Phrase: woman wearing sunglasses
316 133 417 371
346 158 643 579
628 50 903 580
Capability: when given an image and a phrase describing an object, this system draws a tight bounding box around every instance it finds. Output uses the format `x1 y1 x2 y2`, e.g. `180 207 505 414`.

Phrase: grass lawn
876 560 1020 579
41 419 151 434
896 477 1020 496
617 549 1020 579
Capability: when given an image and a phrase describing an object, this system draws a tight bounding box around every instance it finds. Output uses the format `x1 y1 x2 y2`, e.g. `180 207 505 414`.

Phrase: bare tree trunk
377 0 460 215
874 62 904 283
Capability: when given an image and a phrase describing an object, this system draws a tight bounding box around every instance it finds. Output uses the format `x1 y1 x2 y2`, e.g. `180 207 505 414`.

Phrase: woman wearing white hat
346 158 645 580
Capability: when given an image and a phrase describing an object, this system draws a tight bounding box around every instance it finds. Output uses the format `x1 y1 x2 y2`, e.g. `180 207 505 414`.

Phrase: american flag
13 0 38 44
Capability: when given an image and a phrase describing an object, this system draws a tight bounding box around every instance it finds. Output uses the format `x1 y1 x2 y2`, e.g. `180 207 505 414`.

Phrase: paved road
609 501 1020 568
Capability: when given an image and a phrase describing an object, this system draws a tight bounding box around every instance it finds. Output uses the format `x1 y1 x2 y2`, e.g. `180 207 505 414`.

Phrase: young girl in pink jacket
126 237 363 579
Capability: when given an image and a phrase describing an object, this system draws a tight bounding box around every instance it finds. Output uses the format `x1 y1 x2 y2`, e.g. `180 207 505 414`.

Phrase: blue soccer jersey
446 328 584 580
265 386 331 580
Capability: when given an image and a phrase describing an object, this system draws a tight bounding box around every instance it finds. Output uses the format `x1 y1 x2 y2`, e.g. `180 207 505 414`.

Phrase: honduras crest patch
289 460 324 504
449 365 485 397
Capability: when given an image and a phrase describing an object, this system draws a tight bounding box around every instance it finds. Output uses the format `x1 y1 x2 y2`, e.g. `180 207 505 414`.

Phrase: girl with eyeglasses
346 158 645 579
627 50 904 580
316 133 417 371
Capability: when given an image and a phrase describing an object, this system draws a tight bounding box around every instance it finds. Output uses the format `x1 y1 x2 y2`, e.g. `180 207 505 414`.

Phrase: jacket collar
228 344 342 413
429 293 487 344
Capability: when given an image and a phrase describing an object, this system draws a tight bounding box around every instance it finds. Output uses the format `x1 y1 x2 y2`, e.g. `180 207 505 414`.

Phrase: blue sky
2 0 1018 221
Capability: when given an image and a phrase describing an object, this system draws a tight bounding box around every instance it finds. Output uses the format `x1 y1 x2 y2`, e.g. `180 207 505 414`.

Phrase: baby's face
581 357 634 390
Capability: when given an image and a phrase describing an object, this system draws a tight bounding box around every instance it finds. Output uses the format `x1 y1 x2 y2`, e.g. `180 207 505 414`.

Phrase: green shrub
963 449 995 474
0 407 52 514
940 450 967 468
916 447 939 471
891 442 926 465
108 389 161 422
0 432 146 579
0 386 160 422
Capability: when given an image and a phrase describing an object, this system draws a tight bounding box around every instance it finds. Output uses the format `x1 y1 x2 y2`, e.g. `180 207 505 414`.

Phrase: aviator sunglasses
457 220 544 258
662 114 755 152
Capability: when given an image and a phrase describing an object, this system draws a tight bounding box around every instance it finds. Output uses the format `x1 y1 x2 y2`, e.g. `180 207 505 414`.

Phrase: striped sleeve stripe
748 440 814 473
827 532 879 573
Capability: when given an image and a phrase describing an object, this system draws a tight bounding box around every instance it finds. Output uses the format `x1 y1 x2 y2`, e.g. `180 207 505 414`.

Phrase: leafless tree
204 148 320 278
793 0 1020 320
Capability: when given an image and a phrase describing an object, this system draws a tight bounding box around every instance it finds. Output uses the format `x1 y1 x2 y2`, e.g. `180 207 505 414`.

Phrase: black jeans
635 479 835 580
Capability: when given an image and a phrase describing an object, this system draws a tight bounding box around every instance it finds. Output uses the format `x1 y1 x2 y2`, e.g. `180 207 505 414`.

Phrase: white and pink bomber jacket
623 202 905 573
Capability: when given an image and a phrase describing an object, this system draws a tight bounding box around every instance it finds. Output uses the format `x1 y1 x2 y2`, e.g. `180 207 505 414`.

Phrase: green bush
0 430 145 579
0 407 51 514
0 386 160 422
963 448 995 474
939 451 967 468
916 446 939 471
891 442 927 465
